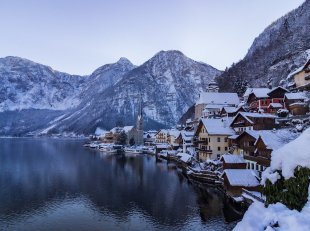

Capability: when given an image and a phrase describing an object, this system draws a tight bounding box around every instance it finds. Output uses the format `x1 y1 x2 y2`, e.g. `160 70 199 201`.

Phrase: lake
0 138 239 231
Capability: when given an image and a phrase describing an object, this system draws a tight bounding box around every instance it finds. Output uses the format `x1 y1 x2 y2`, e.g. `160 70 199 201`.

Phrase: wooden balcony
244 155 270 167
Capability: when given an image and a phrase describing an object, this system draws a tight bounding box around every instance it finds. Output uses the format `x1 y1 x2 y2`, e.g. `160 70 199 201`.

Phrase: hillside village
88 57 310 207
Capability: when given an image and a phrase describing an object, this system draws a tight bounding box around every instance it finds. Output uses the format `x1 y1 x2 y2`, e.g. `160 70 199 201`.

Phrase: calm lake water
0 138 239 231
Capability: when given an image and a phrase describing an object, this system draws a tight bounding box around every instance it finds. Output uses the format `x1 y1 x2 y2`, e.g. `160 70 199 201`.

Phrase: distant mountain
0 56 88 112
217 0 310 93
47 50 221 134
0 51 221 136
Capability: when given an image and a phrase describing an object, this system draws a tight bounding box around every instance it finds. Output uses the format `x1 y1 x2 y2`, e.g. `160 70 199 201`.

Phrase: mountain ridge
0 50 221 135
217 0 310 93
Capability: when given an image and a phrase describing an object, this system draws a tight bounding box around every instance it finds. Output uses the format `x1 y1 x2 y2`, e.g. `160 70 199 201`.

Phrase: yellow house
167 129 181 149
194 118 235 161
195 92 240 119
155 129 168 144
288 59 310 90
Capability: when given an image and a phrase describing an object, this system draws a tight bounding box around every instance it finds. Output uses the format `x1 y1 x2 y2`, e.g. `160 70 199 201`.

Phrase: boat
99 144 117 154
124 147 143 154
83 142 91 147
89 142 100 149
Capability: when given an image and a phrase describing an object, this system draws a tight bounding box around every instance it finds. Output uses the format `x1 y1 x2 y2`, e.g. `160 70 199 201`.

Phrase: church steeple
135 97 144 145
136 102 143 131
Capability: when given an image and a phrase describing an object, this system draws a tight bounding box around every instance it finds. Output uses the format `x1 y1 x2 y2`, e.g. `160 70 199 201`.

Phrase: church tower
207 79 219 92
135 99 144 145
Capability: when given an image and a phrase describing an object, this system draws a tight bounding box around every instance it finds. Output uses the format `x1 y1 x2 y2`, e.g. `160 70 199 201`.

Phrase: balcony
244 155 270 167
198 148 212 153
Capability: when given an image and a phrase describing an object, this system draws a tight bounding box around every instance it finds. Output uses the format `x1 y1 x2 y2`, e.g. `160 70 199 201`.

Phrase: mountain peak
116 57 133 66
153 50 185 59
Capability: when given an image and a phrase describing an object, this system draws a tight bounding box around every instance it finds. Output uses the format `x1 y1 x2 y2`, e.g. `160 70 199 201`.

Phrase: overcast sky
0 0 305 75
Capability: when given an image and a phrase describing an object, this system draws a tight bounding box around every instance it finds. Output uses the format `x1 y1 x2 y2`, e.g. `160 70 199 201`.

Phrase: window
208 138 210 142
217 137 221 142
225 147 228 151
249 141 255 146
218 147 221 151
251 163 255 169
224 137 228 142
209 146 211 150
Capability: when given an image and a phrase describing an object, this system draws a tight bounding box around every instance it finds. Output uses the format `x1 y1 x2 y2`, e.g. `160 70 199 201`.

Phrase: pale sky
0 0 305 75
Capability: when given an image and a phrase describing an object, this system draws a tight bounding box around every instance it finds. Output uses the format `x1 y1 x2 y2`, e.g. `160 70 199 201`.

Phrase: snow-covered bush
263 167 310 211
234 128 310 231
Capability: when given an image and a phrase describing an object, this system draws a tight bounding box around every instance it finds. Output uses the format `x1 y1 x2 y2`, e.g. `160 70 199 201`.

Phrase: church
133 105 144 145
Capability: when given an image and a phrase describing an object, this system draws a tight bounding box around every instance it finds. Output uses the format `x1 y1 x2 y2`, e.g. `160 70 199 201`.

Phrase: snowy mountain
217 0 310 93
46 50 221 134
0 51 221 135
0 56 88 112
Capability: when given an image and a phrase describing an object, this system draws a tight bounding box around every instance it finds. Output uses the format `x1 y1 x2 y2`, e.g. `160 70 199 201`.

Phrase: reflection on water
0 138 238 231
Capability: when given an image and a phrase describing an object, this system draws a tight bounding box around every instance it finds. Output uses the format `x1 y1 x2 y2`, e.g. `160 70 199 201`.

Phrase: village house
244 88 270 111
155 129 168 144
195 92 240 119
143 130 157 146
220 154 247 170
100 131 114 143
244 87 288 113
284 92 309 115
194 118 235 161
184 118 197 130
232 130 298 172
266 86 289 113
230 112 277 134
229 130 258 157
167 129 181 149
221 169 260 197
220 106 245 117
287 58 310 90
175 130 194 152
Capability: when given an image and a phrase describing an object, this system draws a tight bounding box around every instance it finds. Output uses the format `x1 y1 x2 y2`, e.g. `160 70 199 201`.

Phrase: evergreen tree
129 137 135 146
115 131 127 145
264 166 310 211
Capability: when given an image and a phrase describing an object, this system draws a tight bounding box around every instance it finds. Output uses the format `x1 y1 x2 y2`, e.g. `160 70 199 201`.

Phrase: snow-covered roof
284 92 307 100
220 154 246 164
95 127 108 136
267 86 288 95
110 126 134 134
201 118 235 135
289 102 308 106
231 112 276 126
156 129 168 136
268 103 282 108
176 152 193 163
110 127 123 133
223 169 259 187
205 104 227 109
262 128 310 181
222 106 239 113
180 131 194 141
196 92 240 106
228 135 239 139
240 112 276 119
286 58 310 80
167 129 180 137
156 143 170 149
123 126 134 133
244 129 298 151
243 88 270 98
